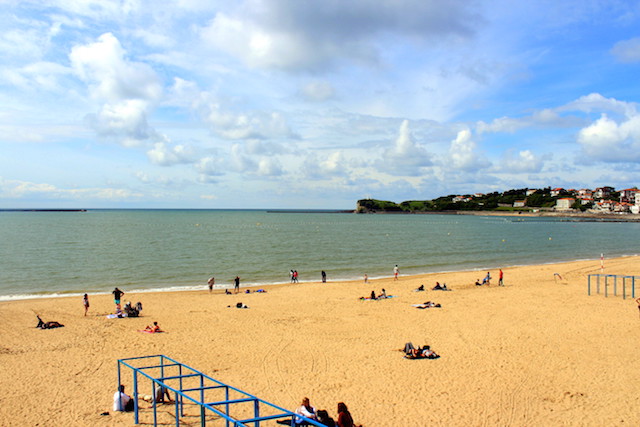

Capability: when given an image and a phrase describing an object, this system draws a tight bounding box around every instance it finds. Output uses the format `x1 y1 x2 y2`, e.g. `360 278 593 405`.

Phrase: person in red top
336 402 354 427
498 269 504 286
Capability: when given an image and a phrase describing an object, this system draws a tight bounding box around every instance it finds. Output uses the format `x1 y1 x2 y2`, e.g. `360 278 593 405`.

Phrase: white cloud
378 120 433 176
611 37 640 63
147 141 195 166
196 156 224 178
202 102 297 140
302 151 351 180
256 157 283 176
0 177 142 200
577 113 640 162
562 93 637 118
448 129 490 171
497 149 546 173
69 32 162 144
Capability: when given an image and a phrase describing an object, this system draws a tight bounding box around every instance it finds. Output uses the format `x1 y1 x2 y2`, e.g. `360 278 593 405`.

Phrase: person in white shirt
113 384 134 412
294 397 318 425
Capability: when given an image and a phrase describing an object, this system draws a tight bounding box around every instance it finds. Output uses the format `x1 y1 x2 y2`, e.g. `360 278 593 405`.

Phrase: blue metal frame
588 274 638 299
117 355 325 426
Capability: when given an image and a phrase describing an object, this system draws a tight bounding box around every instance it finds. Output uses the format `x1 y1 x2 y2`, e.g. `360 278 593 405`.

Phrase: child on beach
83 293 89 316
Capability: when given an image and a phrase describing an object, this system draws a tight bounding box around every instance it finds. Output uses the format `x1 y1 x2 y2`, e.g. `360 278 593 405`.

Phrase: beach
1 256 639 426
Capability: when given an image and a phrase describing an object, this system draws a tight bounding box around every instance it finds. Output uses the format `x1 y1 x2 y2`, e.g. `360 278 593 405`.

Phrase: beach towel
360 295 396 301
106 313 127 319
137 330 164 333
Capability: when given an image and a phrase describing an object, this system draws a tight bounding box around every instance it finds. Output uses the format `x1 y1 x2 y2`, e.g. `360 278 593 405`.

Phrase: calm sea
1 210 638 300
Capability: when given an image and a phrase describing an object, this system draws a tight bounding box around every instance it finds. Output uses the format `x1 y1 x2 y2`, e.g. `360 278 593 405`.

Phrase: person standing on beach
234 276 240 294
290 270 295 283
321 270 327 283
83 293 90 316
393 265 399 280
498 269 504 286
208 276 215 293
293 270 299 283
364 273 368 283
112 287 124 310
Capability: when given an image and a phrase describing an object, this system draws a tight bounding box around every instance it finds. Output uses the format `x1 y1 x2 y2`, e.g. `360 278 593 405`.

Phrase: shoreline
3 252 637 302
2 255 640 426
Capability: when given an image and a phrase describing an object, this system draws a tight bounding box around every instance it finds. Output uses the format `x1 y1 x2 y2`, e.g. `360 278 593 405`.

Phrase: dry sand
1 256 639 426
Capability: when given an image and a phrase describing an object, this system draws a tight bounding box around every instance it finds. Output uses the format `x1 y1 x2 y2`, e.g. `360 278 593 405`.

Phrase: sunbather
432 282 448 291
403 343 439 359
36 315 64 329
144 321 162 333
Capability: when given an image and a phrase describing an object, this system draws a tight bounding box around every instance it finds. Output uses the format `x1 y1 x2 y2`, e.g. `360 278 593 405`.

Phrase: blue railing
587 274 638 299
117 355 325 426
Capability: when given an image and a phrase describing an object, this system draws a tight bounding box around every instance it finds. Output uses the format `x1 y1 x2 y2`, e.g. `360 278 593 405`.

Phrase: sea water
1 209 639 300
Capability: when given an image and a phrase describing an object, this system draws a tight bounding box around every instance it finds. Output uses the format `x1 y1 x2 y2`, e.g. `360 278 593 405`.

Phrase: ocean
1 209 639 300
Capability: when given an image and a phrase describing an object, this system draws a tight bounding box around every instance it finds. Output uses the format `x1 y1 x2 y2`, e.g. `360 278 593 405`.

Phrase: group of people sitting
278 397 360 427
368 289 388 300
111 301 143 318
403 342 440 359
123 301 143 317
113 383 173 413
432 282 449 291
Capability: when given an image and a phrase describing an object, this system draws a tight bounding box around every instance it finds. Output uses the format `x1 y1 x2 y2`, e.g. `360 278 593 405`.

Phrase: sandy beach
1 256 639 426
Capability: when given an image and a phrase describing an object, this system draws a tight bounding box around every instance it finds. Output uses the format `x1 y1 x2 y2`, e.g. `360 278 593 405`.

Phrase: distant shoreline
0 209 87 212
356 209 640 222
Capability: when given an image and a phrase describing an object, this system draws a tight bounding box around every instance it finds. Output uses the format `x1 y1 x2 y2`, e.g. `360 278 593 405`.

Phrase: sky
2 0 640 209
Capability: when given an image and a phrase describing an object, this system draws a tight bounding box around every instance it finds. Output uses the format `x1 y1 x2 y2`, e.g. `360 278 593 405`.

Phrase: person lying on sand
227 302 249 308
432 282 449 291
36 315 64 329
403 342 439 359
412 301 441 309
414 284 425 291
144 321 162 333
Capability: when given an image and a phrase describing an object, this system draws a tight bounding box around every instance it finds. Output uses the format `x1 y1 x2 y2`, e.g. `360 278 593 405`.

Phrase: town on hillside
356 186 640 215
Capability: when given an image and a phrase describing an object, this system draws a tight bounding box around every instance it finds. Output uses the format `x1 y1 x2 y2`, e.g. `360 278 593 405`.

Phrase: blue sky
2 0 640 209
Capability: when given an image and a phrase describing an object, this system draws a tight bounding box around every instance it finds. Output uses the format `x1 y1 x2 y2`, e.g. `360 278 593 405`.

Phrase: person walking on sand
234 276 240 294
83 293 90 316
208 276 215 293
321 270 327 283
498 269 504 286
112 287 124 310
393 265 399 280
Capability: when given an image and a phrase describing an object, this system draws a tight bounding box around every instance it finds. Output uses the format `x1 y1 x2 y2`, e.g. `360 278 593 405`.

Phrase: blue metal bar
225 386 230 427
208 397 258 406
117 355 328 427
133 371 139 424
253 398 259 427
